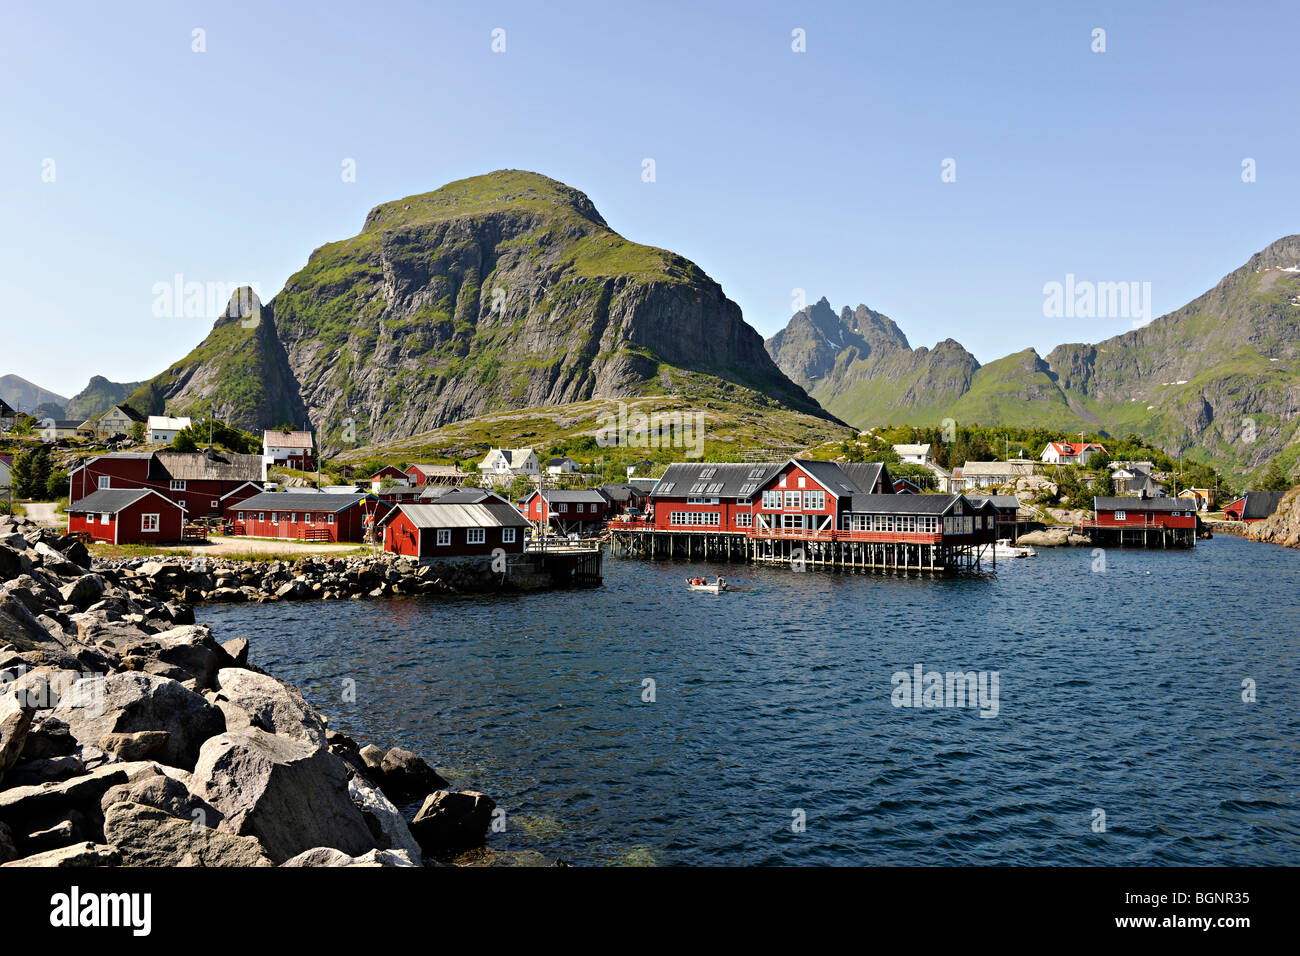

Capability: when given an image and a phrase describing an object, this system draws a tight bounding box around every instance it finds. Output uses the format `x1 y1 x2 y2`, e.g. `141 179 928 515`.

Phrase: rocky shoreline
0 512 507 868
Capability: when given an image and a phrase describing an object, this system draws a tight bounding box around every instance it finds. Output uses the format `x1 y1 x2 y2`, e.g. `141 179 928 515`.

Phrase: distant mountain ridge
765 236 1300 476
64 376 145 420
0 375 67 418
124 169 832 453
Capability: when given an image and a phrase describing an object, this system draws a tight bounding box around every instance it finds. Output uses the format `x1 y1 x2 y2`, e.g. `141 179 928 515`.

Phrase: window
558 503 568 513
748 467 766 479
669 512 720 526
1114 510 1126 521
798 476 806 488
289 513 296 523
141 514 159 533
170 480 186 491
576 503 584 513
100 513 109 524
237 511 244 521
211 500 218 508
467 528 486 544
502 528 516 543
699 467 717 478
98 476 110 489
270 512 278 523
328 514 335 525
783 490 801 510
436 529 451 546
258 512 265 521
735 513 753 527
658 482 675 494
803 491 825 511
762 490 782 509
686 496 719 505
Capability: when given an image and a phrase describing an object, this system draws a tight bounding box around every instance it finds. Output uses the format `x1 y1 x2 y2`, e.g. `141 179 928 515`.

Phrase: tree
1258 458 1293 492
130 421 145 442
45 468 69 500
12 445 53 499
171 431 199 453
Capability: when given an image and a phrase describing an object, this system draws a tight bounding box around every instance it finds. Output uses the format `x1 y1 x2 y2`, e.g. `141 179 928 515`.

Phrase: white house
546 456 581 475
262 430 315 470
97 404 146 439
958 460 1037 489
1041 441 1107 466
39 419 83 442
892 443 932 466
478 448 540 478
147 415 192 444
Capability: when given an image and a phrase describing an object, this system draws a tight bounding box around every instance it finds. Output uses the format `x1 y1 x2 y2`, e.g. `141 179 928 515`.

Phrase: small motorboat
992 538 1037 559
686 578 729 593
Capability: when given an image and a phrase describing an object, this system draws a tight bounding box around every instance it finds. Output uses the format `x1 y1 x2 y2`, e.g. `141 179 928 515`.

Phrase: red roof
1048 441 1107 457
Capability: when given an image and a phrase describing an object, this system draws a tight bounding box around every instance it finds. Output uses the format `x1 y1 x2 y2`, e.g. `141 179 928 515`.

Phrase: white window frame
328 514 335 525
436 529 451 546
100 513 110 524
98 476 111 489
467 527 486 544
141 513 159 533
170 479 186 491
502 527 516 543
1114 510 1126 521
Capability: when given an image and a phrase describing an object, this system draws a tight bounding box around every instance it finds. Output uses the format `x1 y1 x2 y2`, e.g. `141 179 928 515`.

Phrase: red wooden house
892 477 922 494
67 488 186 544
226 492 389 543
519 489 608 535
1222 491 1285 522
1091 496 1197 530
369 465 411 489
647 459 896 535
67 450 265 517
378 491 529 559
405 463 468 486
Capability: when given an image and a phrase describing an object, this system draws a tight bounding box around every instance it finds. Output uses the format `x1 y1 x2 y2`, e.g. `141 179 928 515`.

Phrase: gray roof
380 501 528 529
651 461 782 498
600 483 646 502
1094 496 1187 512
154 450 264 482
232 492 378 514
1240 490 1286 520
966 495 1022 511
846 493 979 515
529 489 608 504
421 487 499 504
67 488 179 513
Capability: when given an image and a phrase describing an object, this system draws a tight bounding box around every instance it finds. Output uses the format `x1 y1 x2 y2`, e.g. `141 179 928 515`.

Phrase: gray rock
103 800 273 867
348 776 422 864
378 747 448 801
58 574 107 608
191 728 376 864
220 638 249 667
212 668 326 747
100 764 222 828
409 790 497 854
97 730 170 761
0 691 36 784
50 673 225 770
280 846 417 867
1 841 121 867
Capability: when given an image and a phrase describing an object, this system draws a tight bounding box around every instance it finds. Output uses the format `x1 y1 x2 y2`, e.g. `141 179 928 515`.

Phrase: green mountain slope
765 237 1300 478
128 170 831 454
64 376 145 420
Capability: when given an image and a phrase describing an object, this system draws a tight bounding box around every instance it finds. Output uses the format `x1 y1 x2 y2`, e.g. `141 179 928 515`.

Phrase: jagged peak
217 286 264 327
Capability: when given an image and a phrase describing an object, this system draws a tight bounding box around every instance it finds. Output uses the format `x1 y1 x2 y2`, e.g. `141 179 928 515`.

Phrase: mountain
64 376 145 420
124 288 308 431
129 170 830 452
0 375 67 417
765 236 1300 476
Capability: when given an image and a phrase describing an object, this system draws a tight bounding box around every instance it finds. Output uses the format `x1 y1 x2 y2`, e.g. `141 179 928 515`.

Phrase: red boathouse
225 492 389 543
67 488 187 544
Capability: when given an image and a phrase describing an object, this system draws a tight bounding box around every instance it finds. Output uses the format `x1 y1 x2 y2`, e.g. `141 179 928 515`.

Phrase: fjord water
200 534 1299 866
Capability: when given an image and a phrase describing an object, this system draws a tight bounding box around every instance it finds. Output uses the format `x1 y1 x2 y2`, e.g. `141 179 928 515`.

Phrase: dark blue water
199 534 1300 865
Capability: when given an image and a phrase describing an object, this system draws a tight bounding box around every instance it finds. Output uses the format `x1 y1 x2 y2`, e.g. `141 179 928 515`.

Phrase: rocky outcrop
0 511 504 867
1243 487 1300 548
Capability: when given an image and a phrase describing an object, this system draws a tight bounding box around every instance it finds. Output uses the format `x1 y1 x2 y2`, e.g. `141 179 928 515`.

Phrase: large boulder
211 669 326 747
50 673 225 770
280 846 417 867
58 574 107 608
409 790 497 855
1 841 121 867
0 692 36 784
103 801 274 867
348 776 422 864
376 747 448 802
100 763 221 827
191 729 376 864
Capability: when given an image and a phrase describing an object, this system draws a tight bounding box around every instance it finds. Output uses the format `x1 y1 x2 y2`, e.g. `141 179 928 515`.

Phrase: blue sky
2 0 1298 399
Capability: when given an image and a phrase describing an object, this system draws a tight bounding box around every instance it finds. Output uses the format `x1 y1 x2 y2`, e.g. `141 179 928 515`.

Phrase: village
1 399 1289 591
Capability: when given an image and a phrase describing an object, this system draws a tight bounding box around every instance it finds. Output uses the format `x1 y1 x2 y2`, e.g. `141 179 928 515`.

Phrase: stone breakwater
0 513 504 868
